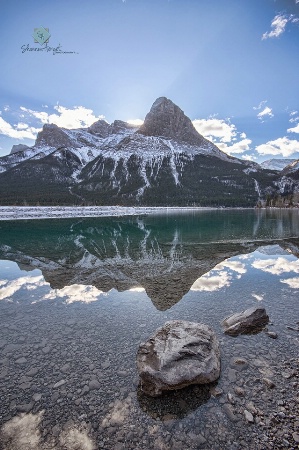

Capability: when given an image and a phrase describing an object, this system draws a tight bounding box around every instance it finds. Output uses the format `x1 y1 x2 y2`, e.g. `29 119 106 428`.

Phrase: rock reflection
137 382 214 421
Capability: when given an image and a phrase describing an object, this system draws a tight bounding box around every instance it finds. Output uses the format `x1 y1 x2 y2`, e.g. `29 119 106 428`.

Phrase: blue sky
0 0 298 162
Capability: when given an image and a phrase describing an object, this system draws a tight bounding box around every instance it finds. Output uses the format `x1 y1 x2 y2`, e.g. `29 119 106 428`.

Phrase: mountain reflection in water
0 210 299 310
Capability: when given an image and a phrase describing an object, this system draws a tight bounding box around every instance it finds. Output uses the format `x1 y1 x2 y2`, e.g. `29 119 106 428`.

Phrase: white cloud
217 138 252 155
253 100 267 111
240 153 257 161
190 256 248 292
43 283 105 304
281 277 299 288
252 257 299 275
289 111 299 124
191 270 231 292
193 118 237 143
16 122 30 130
0 117 41 140
20 105 105 129
257 106 274 120
262 14 297 40
127 119 144 126
192 117 251 155
287 123 299 134
0 276 48 300
256 137 299 157
216 260 247 274
253 101 274 121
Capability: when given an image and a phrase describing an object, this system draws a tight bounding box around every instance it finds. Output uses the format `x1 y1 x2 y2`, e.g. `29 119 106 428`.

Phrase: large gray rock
221 306 269 336
137 320 221 397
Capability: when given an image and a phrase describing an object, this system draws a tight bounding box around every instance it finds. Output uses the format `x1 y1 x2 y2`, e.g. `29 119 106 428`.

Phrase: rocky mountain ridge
260 158 297 172
0 97 298 206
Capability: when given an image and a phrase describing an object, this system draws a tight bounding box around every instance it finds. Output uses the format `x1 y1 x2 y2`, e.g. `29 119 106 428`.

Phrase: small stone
246 401 258 415
292 432 299 443
61 363 70 373
82 385 90 395
32 393 42 402
263 377 275 388
230 357 248 370
89 379 101 390
223 404 239 422
15 357 27 365
42 346 51 354
234 387 245 396
19 382 31 390
26 367 39 377
52 424 60 437
210 386 223 397
53 379 66 389
0 339 7 349
228 368 237 382
244 410 254 423
282 371 295 379
190 433 207 445
16 402 33 413
227 393 236 404
101 360 111 370
265 331 278 339
221 307 269 336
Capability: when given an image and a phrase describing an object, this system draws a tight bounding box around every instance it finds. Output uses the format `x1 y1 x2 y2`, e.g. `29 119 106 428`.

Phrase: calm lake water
0 209 298 450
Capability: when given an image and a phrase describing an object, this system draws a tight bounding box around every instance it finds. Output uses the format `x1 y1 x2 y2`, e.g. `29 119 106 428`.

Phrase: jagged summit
138 97 208 147
35 123 76 148
87 119 110 138
10 144 29 155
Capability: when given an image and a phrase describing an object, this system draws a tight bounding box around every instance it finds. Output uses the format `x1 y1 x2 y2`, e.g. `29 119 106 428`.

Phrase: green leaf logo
32 27 51 45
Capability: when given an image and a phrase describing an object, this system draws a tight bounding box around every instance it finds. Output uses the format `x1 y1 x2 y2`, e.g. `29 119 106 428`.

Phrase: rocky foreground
0 287 298 450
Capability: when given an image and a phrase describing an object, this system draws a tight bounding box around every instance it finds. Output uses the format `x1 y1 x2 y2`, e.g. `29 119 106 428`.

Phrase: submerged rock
136 320 221 397
221 306 269 336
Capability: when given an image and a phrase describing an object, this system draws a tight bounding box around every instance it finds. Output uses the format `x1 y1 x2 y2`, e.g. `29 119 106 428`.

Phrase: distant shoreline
0 206 257 221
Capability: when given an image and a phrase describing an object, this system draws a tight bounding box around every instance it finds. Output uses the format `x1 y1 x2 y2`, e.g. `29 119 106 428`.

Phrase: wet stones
265 331 278 339
221 307 269 336
262 377 276 389
244 409 254 423
137 320 221 397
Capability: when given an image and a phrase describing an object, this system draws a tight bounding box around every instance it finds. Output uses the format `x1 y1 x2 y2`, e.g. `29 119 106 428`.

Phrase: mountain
260 158 297 171
0 96 292 206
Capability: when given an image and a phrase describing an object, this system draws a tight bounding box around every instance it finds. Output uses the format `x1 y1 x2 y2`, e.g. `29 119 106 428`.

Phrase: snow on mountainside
282 159 299 174
260 159 296 171
0 97 242 178
0 97 287 206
